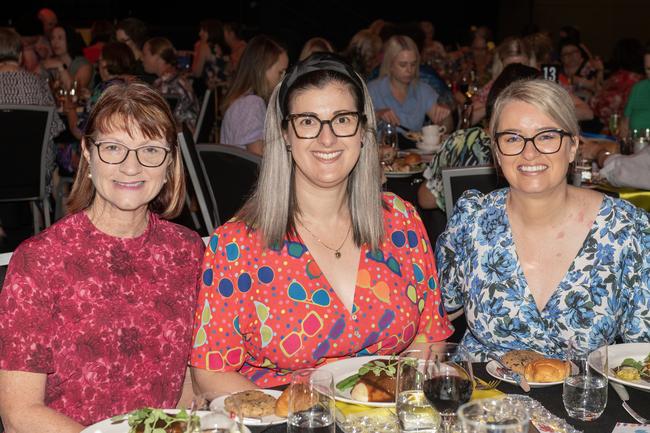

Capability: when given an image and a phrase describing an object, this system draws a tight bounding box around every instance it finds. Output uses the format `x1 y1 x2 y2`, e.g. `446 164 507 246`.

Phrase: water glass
396 349 441 433
457 398 529 433
287 368 336 433
424 343 474 432
379 122 398 165
562 335 608 421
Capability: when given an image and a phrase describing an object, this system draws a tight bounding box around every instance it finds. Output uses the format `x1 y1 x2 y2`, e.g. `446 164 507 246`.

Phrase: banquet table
250 363 649 433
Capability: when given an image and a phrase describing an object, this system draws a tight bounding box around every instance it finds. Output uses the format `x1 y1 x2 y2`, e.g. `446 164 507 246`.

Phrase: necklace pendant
335 251 341 259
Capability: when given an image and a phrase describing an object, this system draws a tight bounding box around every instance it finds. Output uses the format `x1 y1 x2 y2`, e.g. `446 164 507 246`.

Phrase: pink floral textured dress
0 212 204 426
190 193 453 387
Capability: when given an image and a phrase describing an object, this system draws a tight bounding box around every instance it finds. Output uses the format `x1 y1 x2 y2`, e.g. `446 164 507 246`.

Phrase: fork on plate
475 378 501 390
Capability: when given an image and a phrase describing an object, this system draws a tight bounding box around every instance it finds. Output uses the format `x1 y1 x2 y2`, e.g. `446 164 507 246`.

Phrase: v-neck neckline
299 238 363 316
502 194 604 314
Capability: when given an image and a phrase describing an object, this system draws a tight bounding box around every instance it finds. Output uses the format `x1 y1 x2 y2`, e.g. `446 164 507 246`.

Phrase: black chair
178 126 219 234
196 144 261 226
441 165 509 216
0 105 54 234
165 95 180 112
193 89 216 144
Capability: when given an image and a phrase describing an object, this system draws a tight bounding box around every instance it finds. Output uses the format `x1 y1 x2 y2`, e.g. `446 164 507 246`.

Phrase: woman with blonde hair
190 53 452 393
0 81 204 431
436 79 649 361
368 35 452 134
342 29 383 80
219 34 288 154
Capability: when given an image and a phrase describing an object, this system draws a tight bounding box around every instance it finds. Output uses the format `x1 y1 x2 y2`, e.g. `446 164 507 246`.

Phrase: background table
251 363 650 433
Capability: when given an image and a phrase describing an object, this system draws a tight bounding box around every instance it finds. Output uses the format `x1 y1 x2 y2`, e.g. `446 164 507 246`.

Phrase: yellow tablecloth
588 183 650 211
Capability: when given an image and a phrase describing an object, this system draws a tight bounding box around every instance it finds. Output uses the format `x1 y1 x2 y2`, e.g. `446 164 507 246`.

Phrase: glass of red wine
423 342 474 432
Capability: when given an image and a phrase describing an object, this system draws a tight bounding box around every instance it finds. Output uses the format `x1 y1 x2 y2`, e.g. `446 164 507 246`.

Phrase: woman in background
219 35 288 155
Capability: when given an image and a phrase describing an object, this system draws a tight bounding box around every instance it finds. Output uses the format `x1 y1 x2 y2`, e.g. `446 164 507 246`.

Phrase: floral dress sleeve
619 206 650 342
434 190 485 312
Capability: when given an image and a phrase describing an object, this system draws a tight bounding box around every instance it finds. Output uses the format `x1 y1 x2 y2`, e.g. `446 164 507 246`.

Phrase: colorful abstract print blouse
191 194 453 387
435 189 650 361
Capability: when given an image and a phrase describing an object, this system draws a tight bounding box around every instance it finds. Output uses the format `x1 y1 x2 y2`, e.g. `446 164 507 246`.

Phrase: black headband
278 52 365 118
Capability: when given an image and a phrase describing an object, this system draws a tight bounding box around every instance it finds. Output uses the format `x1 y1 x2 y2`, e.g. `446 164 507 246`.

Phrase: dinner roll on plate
524 358 570 382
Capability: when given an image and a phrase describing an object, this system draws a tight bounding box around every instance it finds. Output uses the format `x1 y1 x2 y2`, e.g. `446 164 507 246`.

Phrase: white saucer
415 141 441 153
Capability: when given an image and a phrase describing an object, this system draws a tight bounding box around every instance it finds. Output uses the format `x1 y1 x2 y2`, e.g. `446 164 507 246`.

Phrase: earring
286 144 292 152
88 173 92 179
360 141 364 148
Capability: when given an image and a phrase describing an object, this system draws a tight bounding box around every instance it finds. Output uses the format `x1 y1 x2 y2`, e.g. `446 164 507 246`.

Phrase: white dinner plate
485 360 563 388
385 165 425 178
81 409 213 433
588 342 650 392
316 355 395 407
211 389 285 426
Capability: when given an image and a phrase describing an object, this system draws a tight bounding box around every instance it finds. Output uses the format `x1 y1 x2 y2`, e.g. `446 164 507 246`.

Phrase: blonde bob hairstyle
379 35 420 81
489 78 580 151
67 81 185 219
237 61 385 251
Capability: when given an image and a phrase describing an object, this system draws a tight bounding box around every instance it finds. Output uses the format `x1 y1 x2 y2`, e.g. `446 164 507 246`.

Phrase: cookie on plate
224 390 277 418
501 350 544 375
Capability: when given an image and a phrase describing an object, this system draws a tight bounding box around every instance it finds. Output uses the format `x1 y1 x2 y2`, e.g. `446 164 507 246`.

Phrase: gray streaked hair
237 69 385 251
489 78 580 139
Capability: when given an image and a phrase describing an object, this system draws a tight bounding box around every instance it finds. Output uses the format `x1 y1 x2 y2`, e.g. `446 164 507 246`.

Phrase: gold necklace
301 222 351 259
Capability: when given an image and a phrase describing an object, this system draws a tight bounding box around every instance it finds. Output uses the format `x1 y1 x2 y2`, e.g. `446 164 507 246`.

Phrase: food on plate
613 352 650 382
275 384 318 417
111 408 198 433
385 153 424 173
501 350 545 375
225 390 277 418
523 358 570 382
404 131 423 142
336 358 398 403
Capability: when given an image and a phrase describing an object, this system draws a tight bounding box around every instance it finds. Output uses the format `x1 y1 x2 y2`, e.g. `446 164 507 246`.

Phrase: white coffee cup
418 124 447 150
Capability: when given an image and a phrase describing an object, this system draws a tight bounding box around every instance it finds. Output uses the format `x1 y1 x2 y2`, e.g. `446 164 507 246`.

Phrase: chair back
441 165 508 215
193 89 216 143
178 125 218 234
0 105 54 202
196 144 261 226
165 95 180 111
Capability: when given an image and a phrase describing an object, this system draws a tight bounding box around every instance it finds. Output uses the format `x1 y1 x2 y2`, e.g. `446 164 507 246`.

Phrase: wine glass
396 349 441 433
190 391 247 433
424 343 474 432
379 122 398 166
457 398 530 433
287 368 336 433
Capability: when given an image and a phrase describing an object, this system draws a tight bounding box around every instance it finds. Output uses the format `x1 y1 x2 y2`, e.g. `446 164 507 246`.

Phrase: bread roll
274 384 318 417
501 350 544 375
524 358 570 382
403 153 422 166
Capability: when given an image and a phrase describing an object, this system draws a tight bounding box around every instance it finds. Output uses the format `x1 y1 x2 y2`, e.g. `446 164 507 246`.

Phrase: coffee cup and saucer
416 124 446 153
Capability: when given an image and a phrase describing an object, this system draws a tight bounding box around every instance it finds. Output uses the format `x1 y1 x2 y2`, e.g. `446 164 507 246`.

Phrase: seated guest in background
0 82 204 431
436 79 650 361
190 53 452 393
115 17 154 84
558 38 600 104
42 25 93 91
368 35 452 137
219 35 288 155
223 22 247 75
191 19 227 90
341 29 383 81
82 19 114 65
619 47 650 139
64 41 137 140
299 36 334 61
0 27 65 193
142 37 200 129
418 64 541 213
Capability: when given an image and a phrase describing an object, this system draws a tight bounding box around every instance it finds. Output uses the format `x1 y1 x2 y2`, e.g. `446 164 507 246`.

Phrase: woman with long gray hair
190 53 452 394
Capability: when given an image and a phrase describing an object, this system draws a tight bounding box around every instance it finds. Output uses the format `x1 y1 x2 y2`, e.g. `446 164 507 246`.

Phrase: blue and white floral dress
435 188 650 361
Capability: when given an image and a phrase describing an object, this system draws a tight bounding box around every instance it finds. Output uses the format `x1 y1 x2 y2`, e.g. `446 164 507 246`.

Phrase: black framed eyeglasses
493 129 573 156
86 136 171 167
285 111 365 139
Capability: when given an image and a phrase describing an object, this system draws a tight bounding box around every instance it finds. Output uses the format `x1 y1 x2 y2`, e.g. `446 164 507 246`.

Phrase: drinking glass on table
379 122 398 166
189 391 246 433
457 398 529 433
396 349 441 433
562 334 608 421
287 368 336 433
424 342 473 432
